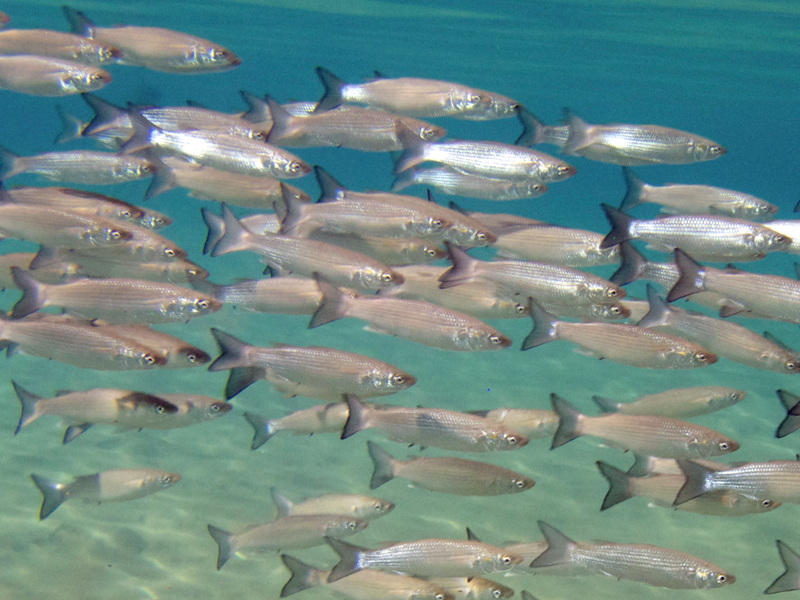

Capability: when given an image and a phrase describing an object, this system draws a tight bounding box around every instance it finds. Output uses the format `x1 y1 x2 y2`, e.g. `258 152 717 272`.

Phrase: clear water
1 1 799 599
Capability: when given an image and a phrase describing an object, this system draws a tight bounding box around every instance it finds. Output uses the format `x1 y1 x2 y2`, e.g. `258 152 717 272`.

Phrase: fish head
269 154 311 178
154 472 182 489
546 162 577 182
580 281 626 304
449 89 493 115
85 224 133 247
173 345 212 368
455 328 512 351
489 552 523 573
414 124 447 142
691 141 727 162
187 44 241 70
367 498 395 518
491 431 529 451
692 566 735 589
327 517 369 537
591 302 630 321
354 266 404 289
412 243 447 263
445 224 497 248
361 369 416 394
690 436 739 458
758 229 792 252
780 357 800 374
524 181 548 197
64 67 111 93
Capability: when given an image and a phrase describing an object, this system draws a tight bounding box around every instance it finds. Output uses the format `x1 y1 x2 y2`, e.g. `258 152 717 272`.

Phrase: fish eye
761 499 774 508
162 475 176 485
489 335 502 345
514 479 525 488
501 555 513 565
435 595 446 600
381 272 394 282
421 128 437 140
392 375 406 385
209 403 222 413
186 352 201 363
719 441 730 451
609 306 622 315
493 590 502 599
143 354 157 366
716 575 727 584
164 248 176 257
289 162 302 173
140 163 155 174
155 404 167 414
506 436 519 446
110 229 122 240
253 131 267 141
514 303 526 314
432 218 444 229
774 234 787 244
710 146 724 155
695 352 710 362
120 209 133 218
196 299 210 310
424 248 437 257
606 288 618 298
469 94 482 103
786 361 798 371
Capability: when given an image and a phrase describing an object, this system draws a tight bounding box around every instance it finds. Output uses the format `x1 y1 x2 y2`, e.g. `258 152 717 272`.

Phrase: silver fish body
1 148 154 184
392 165 548 201
244 404 349 449
471 407 559 440
0 28 120 65
675 459 800 505
270 488 394 521
593 385 746 418
210 277 322 315
494 224 619 267
0 55 109 96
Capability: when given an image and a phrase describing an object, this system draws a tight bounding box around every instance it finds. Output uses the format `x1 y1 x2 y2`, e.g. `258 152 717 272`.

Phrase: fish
595 460 781 516
559 109 727 165
202 203 404 290
530 521 735 589
523 299 717 369
123 112 310 180
31 468 180 519
146 155 311 207
206 277 322 315
550 394 739 458
341 394 528 452
0 251 82 287
395 134 576 184
0 28 121 65
600 203 791 261
207 514 368 570
492 223 620 268
63 6 241 73
308 231 447 267
314 67 519 120
377 265 529 320
440 245 624 306
592 385 746 418
620 167 778 219
0 146 155 184
765 540 800 594
0 55 110 96
669 249 800 323
279 554 453 600
152 393 232 428
270 488 394 521
366 441 535 496
674 459 800 506
776 390 800 438
310 274 512 351
392 165 548 201
266 95 446 151
326 535 524 581
426 577 514 600
10 268 221 323
100 323 210 369
243 405 349 449
469 407 559 440
0 313 169 370
208 328 416 400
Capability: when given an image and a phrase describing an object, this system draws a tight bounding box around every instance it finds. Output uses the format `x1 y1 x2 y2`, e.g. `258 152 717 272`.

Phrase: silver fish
243 405 349 449
326 535 523 582
550 394 738 459
600 204 791 261
280 554 452 600
270 488 394 521
675 459 800 506
0 55 109 96
367 441 535 496
309 231 447 267
392 165 548 201
310 274 512 352
208 277 322 315
31 468 180 519
560 109 727 165
64 6 241 73
0 146 155 184
208 514 367 569
469 407 559 440
621 167 778 219
592 385 746 418
342 394 528 452
314 67 519 120
524 299 717 369
100 323 210 369
531 521 735 589
493 224 619 268
0 28 120 65
208 328 416 400
426 577 514 600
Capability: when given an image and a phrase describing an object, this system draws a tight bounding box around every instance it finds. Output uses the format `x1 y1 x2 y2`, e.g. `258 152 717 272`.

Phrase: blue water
0 1 799 599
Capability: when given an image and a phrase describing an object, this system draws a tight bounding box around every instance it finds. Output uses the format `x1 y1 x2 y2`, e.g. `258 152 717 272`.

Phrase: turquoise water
0 1 799 599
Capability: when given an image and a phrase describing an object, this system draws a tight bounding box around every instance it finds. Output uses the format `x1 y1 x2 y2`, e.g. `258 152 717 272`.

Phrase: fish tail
142 156 176 201
309 273 349 329
561 109 592 155
366 440 396 489
226 368 263 400
776 390 800 439
243 412 277 449
325 537 365 582
608 241 647 285
549 393 584 449
619 167 646 211
599 203 633 249
9 268 47 319
208 328 251 372
341 394 368 439
673 459 713 505
30 473 67 520
530 521 576 568
280 554 322 597
0 144 19 180
119 110 155 155
264 96 297 145
667 249 706 302
438 243 478 289
277 182 305 236
239 90 269 123
596 460 634 510
393 123 427 173
62 5 95 36
765 540 800 594
390 168 418 193
521 299 559 351
207 524 236 570
81 93 126 137
206 203 250 257
269 487 294 518
313 67 346 112
591 395 618 413
636 284 673 328
515 106 546 146
12 380 41 434
314 165 347 201
53 105 86 145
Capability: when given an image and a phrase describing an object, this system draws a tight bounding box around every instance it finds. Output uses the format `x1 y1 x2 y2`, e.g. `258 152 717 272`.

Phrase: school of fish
3 5 800 600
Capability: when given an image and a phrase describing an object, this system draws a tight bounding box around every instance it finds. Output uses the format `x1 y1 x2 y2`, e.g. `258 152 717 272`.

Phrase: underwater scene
0 1 799 599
